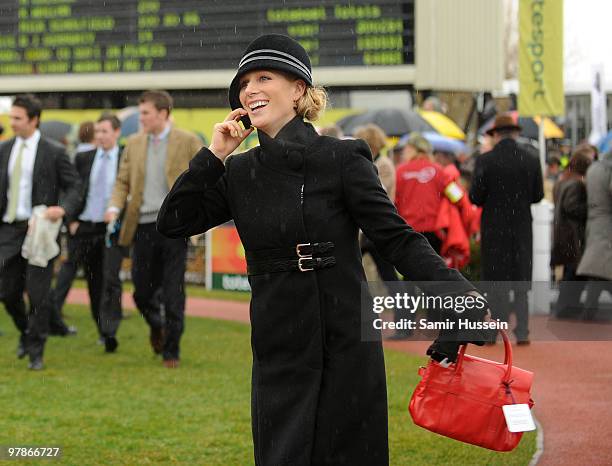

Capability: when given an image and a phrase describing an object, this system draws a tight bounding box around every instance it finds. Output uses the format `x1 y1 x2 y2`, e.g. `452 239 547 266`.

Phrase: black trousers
583 278 612 320
99 241 128 338
485 283 530 341
132 223 187 360
0 222 55 360
48 263 75 335
554 264 586 318
49 222 106 335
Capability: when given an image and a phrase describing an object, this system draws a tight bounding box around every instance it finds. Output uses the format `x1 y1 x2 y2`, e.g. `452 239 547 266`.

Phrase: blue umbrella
597 130 612 154
422 132 468 154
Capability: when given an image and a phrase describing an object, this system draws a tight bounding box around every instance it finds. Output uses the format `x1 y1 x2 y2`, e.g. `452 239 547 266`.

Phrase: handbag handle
455 330 513 382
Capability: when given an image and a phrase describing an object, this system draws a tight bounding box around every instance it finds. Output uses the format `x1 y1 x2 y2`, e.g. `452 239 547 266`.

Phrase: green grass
0 306 535 465
72 278 252 302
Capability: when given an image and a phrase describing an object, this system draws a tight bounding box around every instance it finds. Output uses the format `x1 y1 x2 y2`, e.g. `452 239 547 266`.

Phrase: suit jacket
0 136 81 263
109 127 202 246
469 138 544 282
0 136 82 221
67 147 123 223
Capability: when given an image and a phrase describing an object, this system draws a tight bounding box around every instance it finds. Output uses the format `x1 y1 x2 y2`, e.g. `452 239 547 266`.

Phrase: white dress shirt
3 130 41 222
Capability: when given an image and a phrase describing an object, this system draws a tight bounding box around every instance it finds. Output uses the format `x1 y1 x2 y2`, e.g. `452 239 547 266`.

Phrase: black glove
426 338 462 364
426 291 492 364
426 326 488 364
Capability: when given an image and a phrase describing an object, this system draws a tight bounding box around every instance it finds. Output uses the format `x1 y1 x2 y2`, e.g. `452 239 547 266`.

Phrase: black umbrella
39 120 73 144
120 111 140 138
337 109 435 137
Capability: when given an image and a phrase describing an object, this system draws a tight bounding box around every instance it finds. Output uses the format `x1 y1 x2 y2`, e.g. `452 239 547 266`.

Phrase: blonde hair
353 124 387 156
295 85 327 122
403 145 433 162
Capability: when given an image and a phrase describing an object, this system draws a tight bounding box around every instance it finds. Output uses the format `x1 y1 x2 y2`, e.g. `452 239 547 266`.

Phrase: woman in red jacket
395 133 464 253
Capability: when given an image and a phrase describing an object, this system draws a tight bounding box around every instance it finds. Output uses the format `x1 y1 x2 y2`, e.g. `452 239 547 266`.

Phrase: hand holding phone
209 108 254 162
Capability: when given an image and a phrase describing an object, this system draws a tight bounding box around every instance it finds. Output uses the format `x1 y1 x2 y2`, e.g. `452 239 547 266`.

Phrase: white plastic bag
21 205 62 267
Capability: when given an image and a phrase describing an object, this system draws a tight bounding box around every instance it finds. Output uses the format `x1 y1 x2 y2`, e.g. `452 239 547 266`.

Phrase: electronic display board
0 0 414 78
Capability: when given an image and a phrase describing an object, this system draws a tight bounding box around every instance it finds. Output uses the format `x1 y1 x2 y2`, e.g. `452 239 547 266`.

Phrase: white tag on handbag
502 404 536 432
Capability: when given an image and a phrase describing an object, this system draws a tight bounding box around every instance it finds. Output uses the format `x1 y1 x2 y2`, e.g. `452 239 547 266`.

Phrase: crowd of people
0 91 202 370
550 144 612 319
1 91 610 372
322 111 611 343
0 91 610 371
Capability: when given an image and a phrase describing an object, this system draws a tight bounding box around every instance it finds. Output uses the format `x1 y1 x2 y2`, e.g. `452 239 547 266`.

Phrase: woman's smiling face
239 69 306 138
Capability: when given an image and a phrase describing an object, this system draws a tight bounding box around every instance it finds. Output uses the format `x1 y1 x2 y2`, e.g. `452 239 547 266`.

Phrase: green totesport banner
518 0 564 117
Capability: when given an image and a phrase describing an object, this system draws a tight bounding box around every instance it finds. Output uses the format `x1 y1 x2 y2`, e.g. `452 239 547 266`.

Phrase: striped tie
6 141 26 223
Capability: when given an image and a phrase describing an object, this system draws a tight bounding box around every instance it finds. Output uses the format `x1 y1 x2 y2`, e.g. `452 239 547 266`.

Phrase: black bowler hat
228 34 313 115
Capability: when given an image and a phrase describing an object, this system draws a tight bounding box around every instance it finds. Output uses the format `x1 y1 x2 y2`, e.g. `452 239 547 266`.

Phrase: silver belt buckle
296 243 314 271
296 243 311 258
298 257 314 272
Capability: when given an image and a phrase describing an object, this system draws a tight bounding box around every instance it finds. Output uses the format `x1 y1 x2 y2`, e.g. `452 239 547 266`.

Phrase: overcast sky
563 0 612 90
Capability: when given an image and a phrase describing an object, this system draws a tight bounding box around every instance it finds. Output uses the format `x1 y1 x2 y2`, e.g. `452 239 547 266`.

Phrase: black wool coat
157 117 474 466
550 177 587 267
469 138 544 283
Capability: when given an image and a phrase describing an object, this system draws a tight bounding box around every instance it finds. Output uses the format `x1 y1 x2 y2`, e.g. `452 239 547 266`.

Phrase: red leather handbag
409 330 535 451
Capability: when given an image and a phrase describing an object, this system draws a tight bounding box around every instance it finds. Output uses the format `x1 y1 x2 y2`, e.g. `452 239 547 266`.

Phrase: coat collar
494 137 518 151
256 116 319 172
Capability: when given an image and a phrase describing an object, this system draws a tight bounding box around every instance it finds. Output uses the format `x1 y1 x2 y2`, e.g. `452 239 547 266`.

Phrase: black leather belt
8 220 29 227
79 221 106 226
246 242 336 275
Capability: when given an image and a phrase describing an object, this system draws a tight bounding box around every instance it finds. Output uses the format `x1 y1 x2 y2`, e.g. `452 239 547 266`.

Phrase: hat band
239 49 312 81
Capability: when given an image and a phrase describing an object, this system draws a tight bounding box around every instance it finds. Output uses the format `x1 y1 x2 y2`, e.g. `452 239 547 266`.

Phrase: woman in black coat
157 34 488 466
551 150 592 318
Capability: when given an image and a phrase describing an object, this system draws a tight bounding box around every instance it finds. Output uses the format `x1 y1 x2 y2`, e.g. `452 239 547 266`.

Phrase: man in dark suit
469 114 544 345
47 114 123 347
0 94 81 370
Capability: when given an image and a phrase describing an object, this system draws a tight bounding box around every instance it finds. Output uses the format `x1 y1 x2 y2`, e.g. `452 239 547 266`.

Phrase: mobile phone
239 113 252 129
